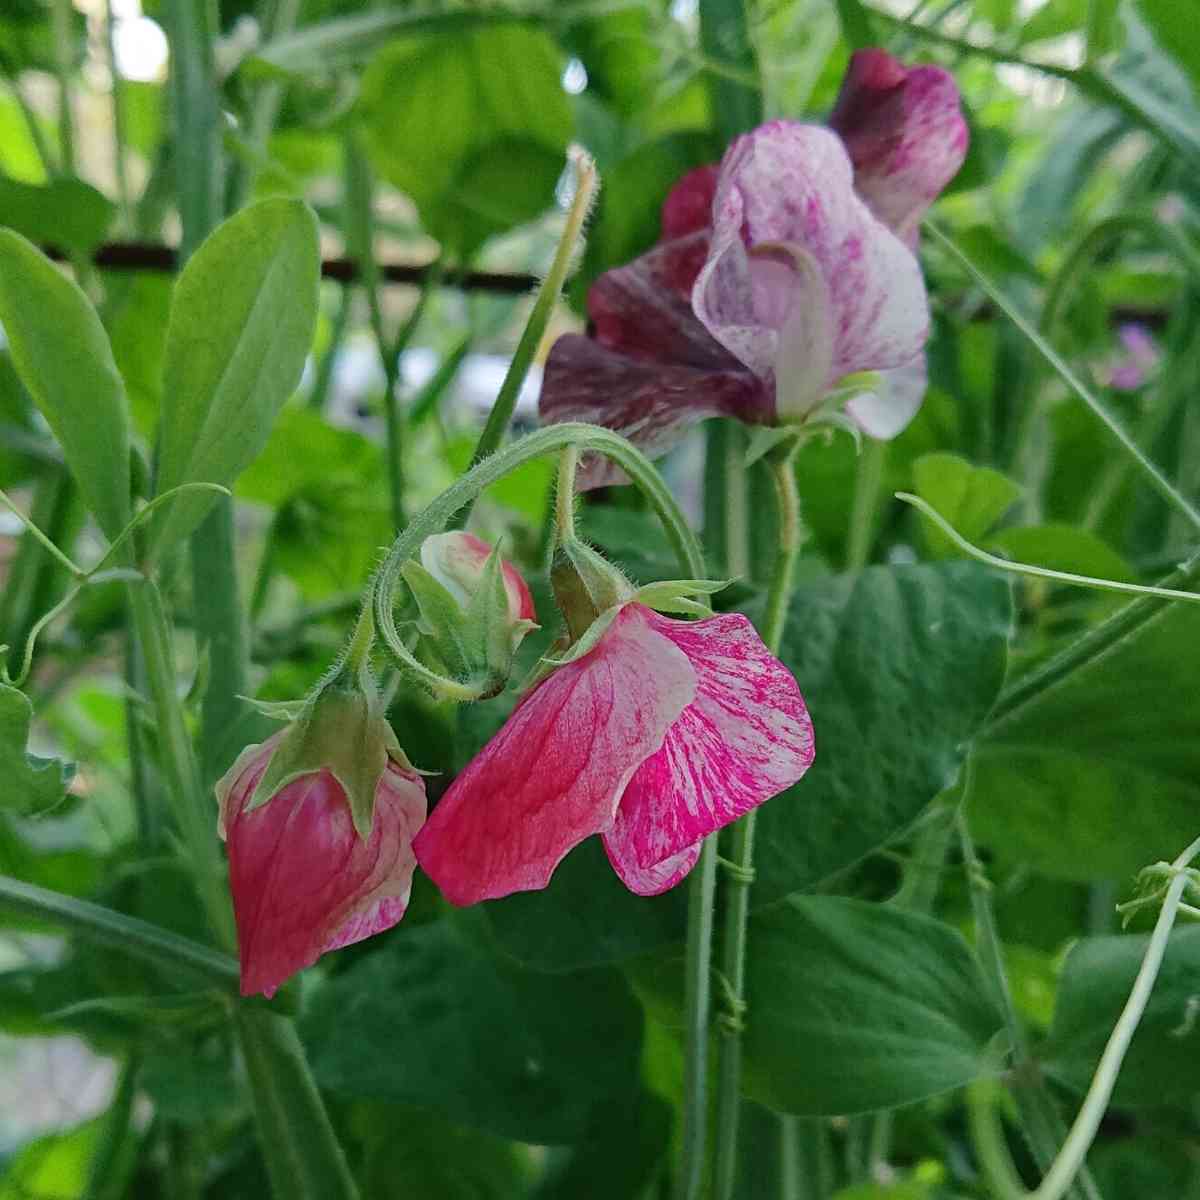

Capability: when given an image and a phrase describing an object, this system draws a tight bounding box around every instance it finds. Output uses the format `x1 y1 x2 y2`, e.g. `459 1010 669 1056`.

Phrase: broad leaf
0 230 132 539
301 917 644 1142
912 451 1021 558
742 897 1004 1115
149 198 320 556
972 591 1200 880
357 25 571 255
1041 927 1200 1107
0 173 115 253
0 681 73 816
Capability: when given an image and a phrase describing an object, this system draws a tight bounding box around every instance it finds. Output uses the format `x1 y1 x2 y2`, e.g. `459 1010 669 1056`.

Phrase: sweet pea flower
1107 323 1160 391
413 601 814 902
419 531 536 629
539 49 966 487
218 730 426 998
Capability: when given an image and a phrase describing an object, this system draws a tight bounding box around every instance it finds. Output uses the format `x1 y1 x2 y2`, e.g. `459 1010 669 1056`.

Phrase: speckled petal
604 837 702 897
694 121 930 394
828 48 969 243
413 604 697 905
604 611 814 883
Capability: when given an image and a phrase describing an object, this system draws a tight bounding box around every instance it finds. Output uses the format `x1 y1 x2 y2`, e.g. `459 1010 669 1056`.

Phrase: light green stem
104 0 134 230
846 440 886 570
51 0 76 174
457 151 597 508
926 223 1200 536
713 452 801 1200
0 873 239 988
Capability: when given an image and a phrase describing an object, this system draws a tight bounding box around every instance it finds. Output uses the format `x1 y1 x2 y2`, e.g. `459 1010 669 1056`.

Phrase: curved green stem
898 492 1200 604
713 453 801 1200
462 153 597 478
372 423 705 674
925 222 1200 536
0 873 239 989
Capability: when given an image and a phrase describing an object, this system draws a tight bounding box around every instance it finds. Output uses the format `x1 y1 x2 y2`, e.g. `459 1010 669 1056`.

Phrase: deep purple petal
539 334 770 488
660 163 720 240
828 48 969 243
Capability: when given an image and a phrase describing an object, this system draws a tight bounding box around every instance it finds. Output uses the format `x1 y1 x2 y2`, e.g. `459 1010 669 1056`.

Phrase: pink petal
660 164 720 240
694 122 930 402
604 837 701 897
603 611 814 886
844 353 927 440
539 334 771 489
225 758 426 998
828 49 969 243
413 605 697 904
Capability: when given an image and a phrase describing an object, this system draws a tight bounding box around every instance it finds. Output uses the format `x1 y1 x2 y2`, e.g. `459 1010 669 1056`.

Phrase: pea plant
1 1 1199 1197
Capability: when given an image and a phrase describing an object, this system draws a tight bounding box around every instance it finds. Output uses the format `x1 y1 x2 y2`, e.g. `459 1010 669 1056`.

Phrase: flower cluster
539 48 967 486
220 47 963 998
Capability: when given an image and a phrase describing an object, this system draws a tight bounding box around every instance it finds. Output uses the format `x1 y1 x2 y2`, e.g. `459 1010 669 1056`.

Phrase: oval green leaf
148 197 320 557
0 230 132 540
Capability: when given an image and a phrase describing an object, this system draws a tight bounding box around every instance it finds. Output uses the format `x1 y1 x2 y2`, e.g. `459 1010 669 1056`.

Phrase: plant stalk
713 452 801 1199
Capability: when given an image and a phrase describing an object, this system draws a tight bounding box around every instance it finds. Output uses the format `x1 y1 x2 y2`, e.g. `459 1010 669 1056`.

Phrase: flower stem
713 452 801 1200
677 838 718 1200
555 445 578 542
846 440 886 570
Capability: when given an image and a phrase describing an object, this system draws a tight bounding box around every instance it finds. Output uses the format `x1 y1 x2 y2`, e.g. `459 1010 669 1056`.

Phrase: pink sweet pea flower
420 530 536 626
413 603 814 902
218 732 427 997
1107 323 1160 391
539 49 966 485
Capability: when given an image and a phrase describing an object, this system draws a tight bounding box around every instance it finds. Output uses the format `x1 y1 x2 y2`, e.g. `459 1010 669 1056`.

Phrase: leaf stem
0 873 239 989
846 439 886 570
926 223 1200 535
459 150 597 487
713 452 801 1199
51 0 76 174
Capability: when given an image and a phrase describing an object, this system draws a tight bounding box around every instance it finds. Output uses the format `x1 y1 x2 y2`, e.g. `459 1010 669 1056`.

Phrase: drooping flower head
539 49 967 487
413 546 814 901
218 727 426 998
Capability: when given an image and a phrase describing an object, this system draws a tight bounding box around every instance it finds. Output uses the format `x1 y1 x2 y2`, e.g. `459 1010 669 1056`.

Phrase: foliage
1 0 1199 1197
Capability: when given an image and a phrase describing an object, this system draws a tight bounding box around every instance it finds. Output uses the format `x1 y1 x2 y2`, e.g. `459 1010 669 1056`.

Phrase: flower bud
218 729 425 998
400 532 538 699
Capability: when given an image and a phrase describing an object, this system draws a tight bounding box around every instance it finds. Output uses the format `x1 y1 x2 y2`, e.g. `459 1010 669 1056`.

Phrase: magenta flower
828 48 970 246
539 49 967 486
218 732 427 997
1107 324 1160 391
413 603 813 902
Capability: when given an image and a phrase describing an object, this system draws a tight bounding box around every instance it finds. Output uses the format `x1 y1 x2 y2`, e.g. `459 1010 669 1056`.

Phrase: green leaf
488 563 1011 970
752 563 1012 903
354 1104 534 1200
0 230 132 540
0 682 73 816
742 897 1004 1115
149 198 320 557
912 452 1021 559
1041 927 1200 1107
972 591 1200 880
835 0 876 47
300 917 644 1142
357 25 571 255
0 173 115 253
1134 0 1200 92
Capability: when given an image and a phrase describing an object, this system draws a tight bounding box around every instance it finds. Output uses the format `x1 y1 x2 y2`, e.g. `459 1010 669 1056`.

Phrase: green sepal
244 676 408 841
240 696 308 722
551 538 634 643
401 546 537 700
539 604 622 669
633 578 730 617
745 426 804 467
